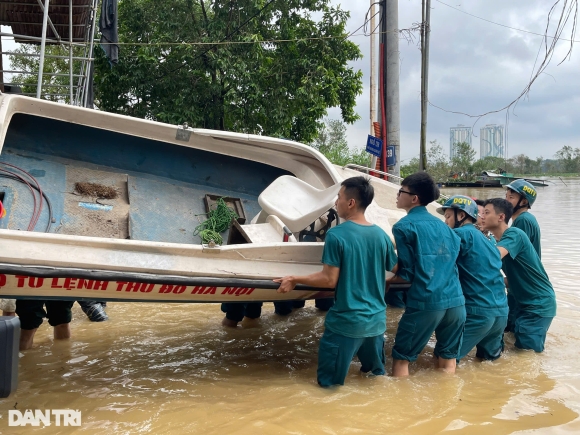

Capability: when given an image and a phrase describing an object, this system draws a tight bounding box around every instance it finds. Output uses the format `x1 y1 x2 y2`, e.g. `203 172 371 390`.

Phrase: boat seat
239 215 297 243
258 175 341 233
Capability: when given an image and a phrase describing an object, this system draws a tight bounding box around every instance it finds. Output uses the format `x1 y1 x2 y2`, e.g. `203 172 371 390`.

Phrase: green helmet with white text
505 179 537 208
436 195 479 221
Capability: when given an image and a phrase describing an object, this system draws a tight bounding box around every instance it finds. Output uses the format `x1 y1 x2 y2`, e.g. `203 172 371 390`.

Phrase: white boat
0 94 436 304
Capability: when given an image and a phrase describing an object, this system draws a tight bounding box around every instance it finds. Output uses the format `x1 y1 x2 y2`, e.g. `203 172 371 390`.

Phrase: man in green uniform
481 198 556 352
389 172 466 376
275 176 398 387
474 198 496 244
437 196 508 361
504 179 541 331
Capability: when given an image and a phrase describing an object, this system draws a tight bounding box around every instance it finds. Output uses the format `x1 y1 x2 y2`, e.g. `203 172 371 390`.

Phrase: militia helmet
436 195 479 221
505 179 537 208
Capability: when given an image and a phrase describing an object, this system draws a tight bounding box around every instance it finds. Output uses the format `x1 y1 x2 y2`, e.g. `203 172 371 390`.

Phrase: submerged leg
437 357 457 373
317 330 360 387
392 359 409 377
220 302 245 327
20 328 38 351
357 335 386 376
54 323 71 340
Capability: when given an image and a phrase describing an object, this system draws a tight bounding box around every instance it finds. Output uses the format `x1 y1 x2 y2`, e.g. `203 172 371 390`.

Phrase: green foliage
9 45 83 103
554 146 580 173
310 119 369 166
402 144 580 181
93 0 364 143
425 140 450 183
471 156 508 174
508 154 545 175
400 157 419 179
348 147 373 167
193 197 238 245
450 142 476 180
401 141 449 181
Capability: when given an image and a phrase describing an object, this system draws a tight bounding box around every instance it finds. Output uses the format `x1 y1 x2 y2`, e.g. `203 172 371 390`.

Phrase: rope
193 197 238 245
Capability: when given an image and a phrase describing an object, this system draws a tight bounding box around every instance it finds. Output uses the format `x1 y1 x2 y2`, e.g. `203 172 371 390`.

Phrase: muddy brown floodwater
1 178 580 434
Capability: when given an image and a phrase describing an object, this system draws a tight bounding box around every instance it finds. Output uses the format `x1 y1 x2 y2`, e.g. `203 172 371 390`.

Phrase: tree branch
199 0 210 35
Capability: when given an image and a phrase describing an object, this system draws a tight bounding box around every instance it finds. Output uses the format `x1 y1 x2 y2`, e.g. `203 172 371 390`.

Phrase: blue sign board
387 145 397 166
365 135 383 157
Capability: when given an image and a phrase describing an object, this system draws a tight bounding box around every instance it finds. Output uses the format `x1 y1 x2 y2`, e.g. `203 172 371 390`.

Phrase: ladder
0 0 99 106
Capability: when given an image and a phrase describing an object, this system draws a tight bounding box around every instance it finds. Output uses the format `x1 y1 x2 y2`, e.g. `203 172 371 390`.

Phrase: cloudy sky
327 0 580 164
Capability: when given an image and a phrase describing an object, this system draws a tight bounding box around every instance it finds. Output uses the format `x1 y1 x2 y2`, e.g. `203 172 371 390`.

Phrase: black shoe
83 303 108 322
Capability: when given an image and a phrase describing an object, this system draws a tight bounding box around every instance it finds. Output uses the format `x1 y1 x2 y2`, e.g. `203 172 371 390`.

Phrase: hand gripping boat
0 94 409 305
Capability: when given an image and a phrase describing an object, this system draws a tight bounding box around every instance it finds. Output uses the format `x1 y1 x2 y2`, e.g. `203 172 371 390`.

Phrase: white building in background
449 125 472 159
480 125 505 159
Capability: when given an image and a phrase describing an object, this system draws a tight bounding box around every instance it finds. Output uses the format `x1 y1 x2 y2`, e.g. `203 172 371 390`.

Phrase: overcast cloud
327 0 580 163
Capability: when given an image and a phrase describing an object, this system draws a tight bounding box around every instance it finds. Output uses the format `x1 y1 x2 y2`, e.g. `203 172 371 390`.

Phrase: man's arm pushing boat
274 264 340 294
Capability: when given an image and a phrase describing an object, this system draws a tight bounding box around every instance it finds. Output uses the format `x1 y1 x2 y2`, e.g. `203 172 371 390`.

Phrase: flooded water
2 178 580 434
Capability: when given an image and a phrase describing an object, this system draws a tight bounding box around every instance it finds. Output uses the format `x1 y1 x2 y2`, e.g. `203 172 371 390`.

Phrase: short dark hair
474 199 485 207
483 198 513 222
401 172 439 205
341 176 374 210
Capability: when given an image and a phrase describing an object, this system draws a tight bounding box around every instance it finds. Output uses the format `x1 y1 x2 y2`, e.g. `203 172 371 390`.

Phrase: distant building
480 125 505 159
450 125 472 159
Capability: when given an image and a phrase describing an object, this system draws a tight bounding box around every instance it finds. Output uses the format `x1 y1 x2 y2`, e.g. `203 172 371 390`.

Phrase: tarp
99 0 119 64
88 0 118 108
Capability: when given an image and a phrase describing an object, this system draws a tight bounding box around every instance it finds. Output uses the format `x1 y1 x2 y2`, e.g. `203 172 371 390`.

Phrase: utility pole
370 0 378 170
385 0 401 177
419 0 431 171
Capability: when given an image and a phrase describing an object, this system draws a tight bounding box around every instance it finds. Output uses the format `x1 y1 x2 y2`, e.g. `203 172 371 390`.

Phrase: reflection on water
2 179 580 434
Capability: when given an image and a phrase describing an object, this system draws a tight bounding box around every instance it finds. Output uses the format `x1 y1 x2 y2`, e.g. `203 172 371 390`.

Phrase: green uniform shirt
455 224 508 316
322 221 398 338
512 211 541 258
392 206 464 311
497 227 556 317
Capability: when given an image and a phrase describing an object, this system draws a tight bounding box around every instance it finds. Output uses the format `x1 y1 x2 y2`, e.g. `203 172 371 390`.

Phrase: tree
400 157 419 179
9 44 83 104
472 156 507 175
554 146 580 173
544 159 558 174
400 141 448 181
310 119 368 166
534 156 544 174
93 0 363 143
450 142 476 180
510 154 527 174
425 140 450 183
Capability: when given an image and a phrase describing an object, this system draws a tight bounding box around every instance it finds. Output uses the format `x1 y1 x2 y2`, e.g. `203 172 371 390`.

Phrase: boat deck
0 114 291 245
0 148 265 244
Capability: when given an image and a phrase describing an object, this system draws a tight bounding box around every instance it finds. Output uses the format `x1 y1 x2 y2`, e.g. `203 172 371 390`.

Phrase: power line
428 0 578 164
0 26 405 47
435 0 580 43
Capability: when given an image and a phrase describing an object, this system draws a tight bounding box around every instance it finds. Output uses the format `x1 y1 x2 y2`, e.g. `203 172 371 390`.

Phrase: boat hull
0 269 335 303
0 228 336 301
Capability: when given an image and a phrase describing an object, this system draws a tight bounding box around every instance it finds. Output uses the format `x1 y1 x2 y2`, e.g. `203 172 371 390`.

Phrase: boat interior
0 112 341 245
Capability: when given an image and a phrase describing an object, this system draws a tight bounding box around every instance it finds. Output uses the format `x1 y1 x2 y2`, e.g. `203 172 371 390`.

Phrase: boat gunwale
0 94 341 189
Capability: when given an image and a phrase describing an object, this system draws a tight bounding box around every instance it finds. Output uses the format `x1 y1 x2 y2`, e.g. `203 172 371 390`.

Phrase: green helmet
436 195 479 221
505 179 537 208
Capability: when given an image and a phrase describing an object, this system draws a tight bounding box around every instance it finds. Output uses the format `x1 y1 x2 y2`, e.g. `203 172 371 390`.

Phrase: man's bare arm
386 263 410 284
274 264 340 293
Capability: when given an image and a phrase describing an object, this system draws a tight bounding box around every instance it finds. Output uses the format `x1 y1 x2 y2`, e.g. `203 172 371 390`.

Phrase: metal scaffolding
0 0 99 106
